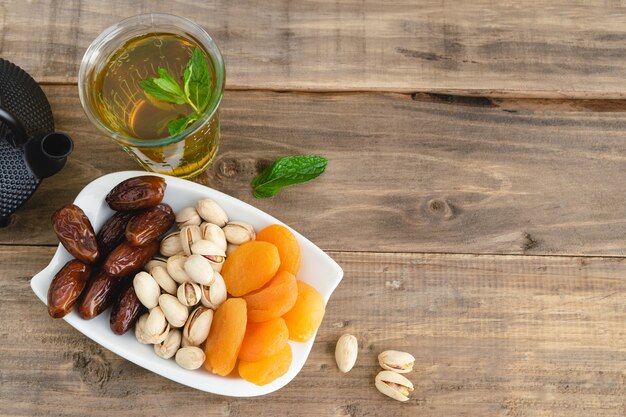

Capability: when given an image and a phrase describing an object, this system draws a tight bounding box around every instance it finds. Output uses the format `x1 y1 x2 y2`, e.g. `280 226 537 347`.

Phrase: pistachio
223 221 256 245
166 254 191 284
180 225 202 256
151 265 178 295
134 313 151 344
154 328 182 359
200 272 227 309
374 371 414 402
183 306 214 346
199 222 227 251
176 207 201 228
144 306 170 344
181 335 193 347
191 239 226 272
378 350 415 374
175 346 206 370
335 334 358 373
158 294 189 328
195 199 228 227
184 254 215 285
144 256 168 273
160 232 183 257
177 281 201 307
225 243 239 256
133 271 160 309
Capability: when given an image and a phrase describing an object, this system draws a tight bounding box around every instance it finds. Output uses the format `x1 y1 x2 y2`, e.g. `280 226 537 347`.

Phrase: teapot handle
0 106 29 147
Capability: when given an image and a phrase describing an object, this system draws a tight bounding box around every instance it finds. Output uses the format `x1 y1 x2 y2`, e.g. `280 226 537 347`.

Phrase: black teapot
0 58 73 222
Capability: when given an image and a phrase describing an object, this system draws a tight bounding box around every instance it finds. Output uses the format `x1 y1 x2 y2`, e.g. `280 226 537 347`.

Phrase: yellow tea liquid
94 33 219 178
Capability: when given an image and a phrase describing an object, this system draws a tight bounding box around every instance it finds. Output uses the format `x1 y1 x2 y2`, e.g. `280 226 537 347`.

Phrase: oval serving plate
31 171 343 397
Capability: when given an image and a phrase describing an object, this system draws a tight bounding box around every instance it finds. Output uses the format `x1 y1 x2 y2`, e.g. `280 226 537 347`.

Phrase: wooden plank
2 86 626 256
2 246 625 416
3 1 626 96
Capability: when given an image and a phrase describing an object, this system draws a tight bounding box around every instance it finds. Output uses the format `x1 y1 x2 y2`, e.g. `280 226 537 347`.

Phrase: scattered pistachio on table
378 350 415 374
335 334 358 373
375 371 414 402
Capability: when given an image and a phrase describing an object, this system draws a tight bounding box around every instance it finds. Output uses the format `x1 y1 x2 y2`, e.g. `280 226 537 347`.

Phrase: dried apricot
204 298 247 376
238 343 292 386
221 241 280 297
256 224 301 275
239 318 289 362
242 271 297 322
282 281 325 342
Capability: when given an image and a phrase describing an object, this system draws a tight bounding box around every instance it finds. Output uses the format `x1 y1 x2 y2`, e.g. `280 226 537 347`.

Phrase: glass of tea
78 13 225 178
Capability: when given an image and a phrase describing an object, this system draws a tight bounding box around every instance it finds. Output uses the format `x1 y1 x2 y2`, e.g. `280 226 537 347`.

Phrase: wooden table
2 1 626 416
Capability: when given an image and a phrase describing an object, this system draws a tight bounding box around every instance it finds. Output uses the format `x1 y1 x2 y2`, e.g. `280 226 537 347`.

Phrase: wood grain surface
2 86 626 257
2 246 625 417
3 1 626 96
2 1 626 416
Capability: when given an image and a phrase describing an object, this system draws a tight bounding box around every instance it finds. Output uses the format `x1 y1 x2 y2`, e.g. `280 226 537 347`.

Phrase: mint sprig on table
251 155 328 198
139 48 211 136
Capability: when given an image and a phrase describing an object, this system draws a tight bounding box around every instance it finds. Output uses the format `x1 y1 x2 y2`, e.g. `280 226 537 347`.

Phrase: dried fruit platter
31 171 343 397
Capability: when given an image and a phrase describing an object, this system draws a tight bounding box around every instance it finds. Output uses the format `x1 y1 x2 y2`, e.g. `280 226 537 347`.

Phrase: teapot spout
24 132 73 179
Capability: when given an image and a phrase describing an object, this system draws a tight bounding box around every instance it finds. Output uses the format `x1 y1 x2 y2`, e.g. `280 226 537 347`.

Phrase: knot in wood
216 157 239 178
426 198 455 220
72 350 112 389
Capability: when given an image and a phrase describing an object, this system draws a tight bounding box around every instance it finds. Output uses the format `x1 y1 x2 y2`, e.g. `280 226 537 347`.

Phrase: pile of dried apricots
210 224 326 385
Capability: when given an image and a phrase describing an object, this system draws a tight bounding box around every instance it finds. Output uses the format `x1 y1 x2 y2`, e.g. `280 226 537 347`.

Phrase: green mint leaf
153 67 185 97
183 48 212 113
167 114 199 136
139 77 186 105
251 155 328 198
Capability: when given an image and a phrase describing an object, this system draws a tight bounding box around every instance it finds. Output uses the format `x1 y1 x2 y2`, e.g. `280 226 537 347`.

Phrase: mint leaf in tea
95 33 216 140
139 48 212 135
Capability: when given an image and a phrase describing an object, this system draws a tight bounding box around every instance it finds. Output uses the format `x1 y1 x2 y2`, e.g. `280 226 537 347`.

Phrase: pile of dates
48 175 171 334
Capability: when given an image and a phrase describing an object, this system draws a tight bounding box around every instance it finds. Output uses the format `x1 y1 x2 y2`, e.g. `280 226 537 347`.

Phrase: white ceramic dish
31 171 343 397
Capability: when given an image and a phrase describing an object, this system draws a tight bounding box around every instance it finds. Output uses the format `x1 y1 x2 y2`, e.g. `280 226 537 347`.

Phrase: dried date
47 259 91 318
103 240 159 277
110 282 144 335
52 204 100 264
77 269 125 319
96 211 136 257
105 176 166 211
125 204 174 247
